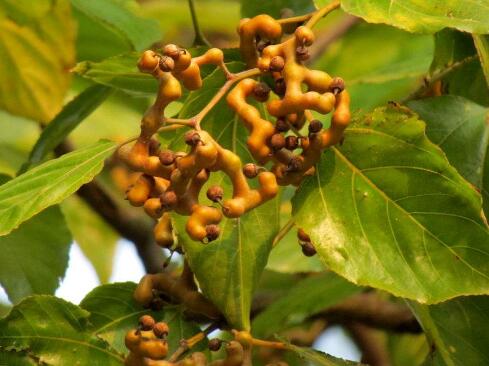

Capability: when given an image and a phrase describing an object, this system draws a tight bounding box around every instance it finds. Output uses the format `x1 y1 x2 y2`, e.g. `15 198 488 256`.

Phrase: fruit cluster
125 316 288 366
116 8 350 247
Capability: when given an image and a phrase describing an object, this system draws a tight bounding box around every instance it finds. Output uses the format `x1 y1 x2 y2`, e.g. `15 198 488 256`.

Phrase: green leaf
0 140 117 236
388 333 429 366
61 196 118 284
409 296 489 366
241 0 315 18
312 22 433 111
70 0 161 51
430 29 489 106
0 0 76 122
74 53 157 96
20 84 113 173
285 342 365 366
484 147 489 220
407 96 489 188
338 0 489 34
474 35 489 90
0 351 39 366
0 206 71 304
0 296 124 365
252 272 360 338
80 282 202 355
74 8 132 62
292 105 489 303
173 63 281 330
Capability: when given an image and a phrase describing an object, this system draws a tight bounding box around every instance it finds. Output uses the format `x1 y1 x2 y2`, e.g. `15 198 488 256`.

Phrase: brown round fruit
208 338 222 351
160 191 178 210
243 163 258 178
207 185 224 202
139 315 155 330
205 225 220 242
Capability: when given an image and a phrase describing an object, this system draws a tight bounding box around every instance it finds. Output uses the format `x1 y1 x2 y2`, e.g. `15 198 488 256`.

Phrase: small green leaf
407 96 489 188
252 272 361 338
173 64 280 330
74 53 157 96
61 196 118 284
20 84 113 173
241 0 315 18
0 140 117 236
70 0 161 51
338 0 489 34
285 341 365 366
0 296 124 365
0 206 71 303
293 105 489 303
80 282 202 355
0 0 76 122
409 296 489 366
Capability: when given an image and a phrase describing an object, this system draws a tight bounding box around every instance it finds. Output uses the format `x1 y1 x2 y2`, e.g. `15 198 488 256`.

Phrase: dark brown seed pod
184 131 201 146
274 78 286 96
270 133 286 150
329 77 345 95
139 315 155 330
287 156 303 172
160 191 178 210
159 150 175 165
297 228 311 242
208 338 222 351
301 242 317 257
253 82 271 102
275 118 290 132
308 120 323 134
285 135 299 150
205 225 220 242
243 163 258 178
153 322 170 338
207 185 224 202
269 56 285 72
296 46 310 61
159 56 175 72
163 44 180 59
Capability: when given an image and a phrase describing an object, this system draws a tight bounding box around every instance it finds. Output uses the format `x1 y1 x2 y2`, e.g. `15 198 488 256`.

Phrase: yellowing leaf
0 0 76 122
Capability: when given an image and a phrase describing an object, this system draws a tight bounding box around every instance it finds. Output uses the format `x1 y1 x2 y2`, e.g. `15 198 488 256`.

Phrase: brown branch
54 142 165 273
313 292 422 333
346 322 391 366
308 15 361 63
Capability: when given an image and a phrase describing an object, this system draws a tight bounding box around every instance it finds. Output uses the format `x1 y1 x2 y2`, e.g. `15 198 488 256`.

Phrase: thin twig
402 54 479 103
194 68 261 129
188 0 211 47
168 322 220 362
305 0 341 28
272 218 295 247
308 15 361 63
